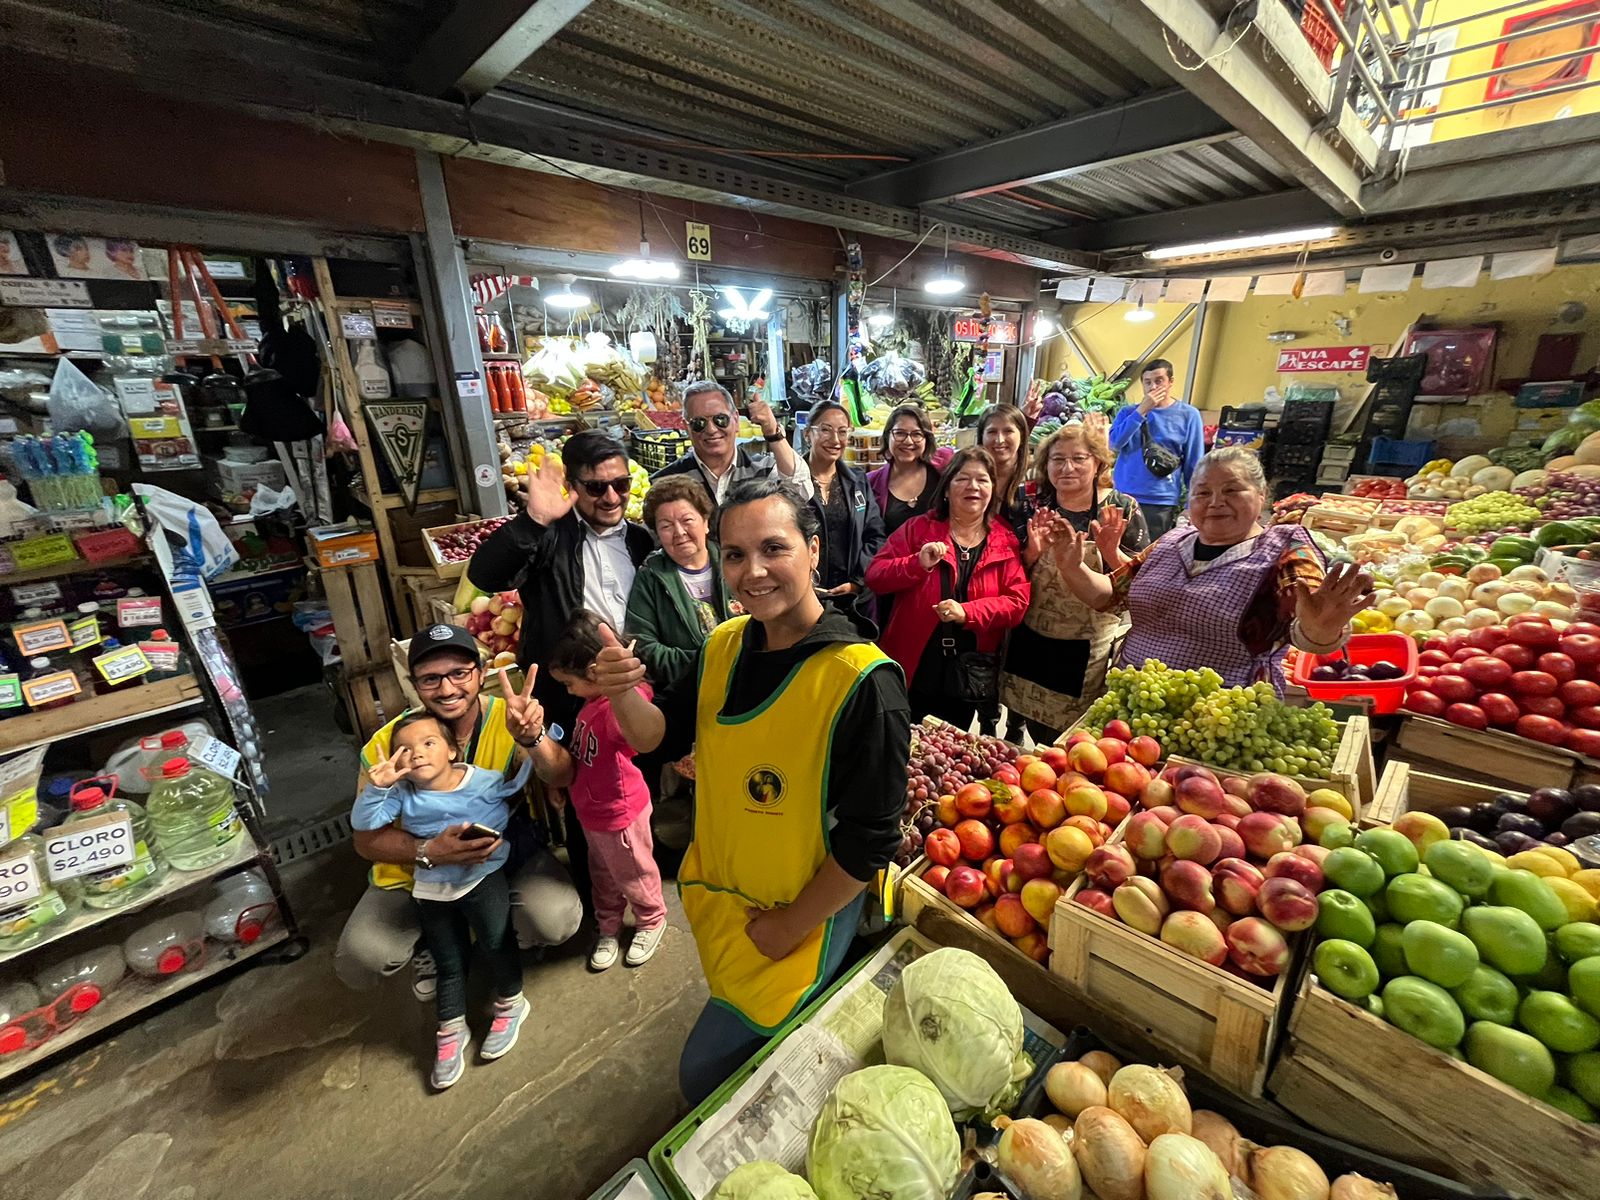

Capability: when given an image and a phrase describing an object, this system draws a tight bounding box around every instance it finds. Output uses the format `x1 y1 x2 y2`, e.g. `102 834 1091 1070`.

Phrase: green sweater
624 547 732 686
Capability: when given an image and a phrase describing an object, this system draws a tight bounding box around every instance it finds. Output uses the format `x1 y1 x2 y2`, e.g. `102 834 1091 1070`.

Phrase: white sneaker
412 949 438 1002
589 935 620 971
625 923 666 967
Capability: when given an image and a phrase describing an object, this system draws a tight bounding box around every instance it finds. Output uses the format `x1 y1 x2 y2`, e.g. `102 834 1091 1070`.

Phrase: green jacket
624 546 732 686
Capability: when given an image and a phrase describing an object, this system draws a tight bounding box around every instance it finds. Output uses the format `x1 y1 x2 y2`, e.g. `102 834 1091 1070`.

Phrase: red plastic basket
1291 632 1417 713
1300 0 1344 70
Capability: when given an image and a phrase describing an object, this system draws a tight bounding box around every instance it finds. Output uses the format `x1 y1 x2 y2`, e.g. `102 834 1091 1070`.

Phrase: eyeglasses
688 413 732 434
889 429 927 442
413 666 477 691
578 476 631 498
812 426 849 443
1053 455 1097 469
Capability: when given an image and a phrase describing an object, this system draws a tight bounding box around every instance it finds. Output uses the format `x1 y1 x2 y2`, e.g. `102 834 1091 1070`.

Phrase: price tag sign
93 643 151 684
10 535 78 572
686 221 712 261
0 278 90 308
22 671 81 708
193 735 242 781
454 372 484 400
340 310 377 338
0 675 22 711
68 614 102 651
12 617 71 656
127 416 183 439
0 851 42 908
44 816 135 882
371 300 413 330
10 581 62 608
117 596 164 628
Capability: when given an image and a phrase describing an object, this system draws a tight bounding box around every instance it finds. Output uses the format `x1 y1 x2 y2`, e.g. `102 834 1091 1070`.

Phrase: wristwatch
414 838 434 870
763 430 787 443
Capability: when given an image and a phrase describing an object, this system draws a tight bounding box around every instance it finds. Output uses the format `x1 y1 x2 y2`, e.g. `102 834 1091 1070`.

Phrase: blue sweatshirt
1109 401 1206 507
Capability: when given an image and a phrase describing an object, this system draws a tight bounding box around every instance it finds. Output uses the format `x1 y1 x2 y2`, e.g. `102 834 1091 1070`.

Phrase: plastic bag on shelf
789 359 833 406
45 358 123 435
860 352 926 400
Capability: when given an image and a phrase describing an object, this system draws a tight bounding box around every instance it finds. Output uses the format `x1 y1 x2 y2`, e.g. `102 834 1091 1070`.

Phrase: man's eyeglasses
889 429 927 442
578 476 631 498
413 666 478 691
689 413 732 434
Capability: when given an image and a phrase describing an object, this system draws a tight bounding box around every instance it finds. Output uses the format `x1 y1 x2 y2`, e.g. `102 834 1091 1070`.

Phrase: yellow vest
359 695 522 891
680 617 891 1032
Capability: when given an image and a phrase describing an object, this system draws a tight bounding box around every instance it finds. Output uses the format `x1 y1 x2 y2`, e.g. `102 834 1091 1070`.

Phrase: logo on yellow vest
744 766 786 808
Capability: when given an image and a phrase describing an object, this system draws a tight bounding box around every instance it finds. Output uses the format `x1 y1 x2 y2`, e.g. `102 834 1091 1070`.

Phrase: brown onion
1078 1049 1123 1085
1250 1145 1331 1200
1107 1065 1192 1143
1071 1106 1146 1200
1190 1110 1246 1178
1047 1061 1109 1117
1329 1174 1399 1200
1042 1113 1074 1137
1144 1133 1230 1200
997 1116 1082 1200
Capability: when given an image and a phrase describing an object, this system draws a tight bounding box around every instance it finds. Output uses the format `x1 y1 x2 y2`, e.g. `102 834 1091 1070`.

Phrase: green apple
1403 922 1480 988
1466 1021 1557 1097
1382 976 1466 1050
1566 1050 1600 1108
1372 923 1409 980
1489 869 1570 933
1512 952 1568 993
1462 906 1549 977
1365 994 1385 1019
1319 820 1356 850
1386 874 1466 928
1316 889 1376 948
1315 939 1380 1002
1357 828 1420 877
1423 839 1498 901
1451 964 1520 1025
1543 1086 1597 1123
1556 922 1600 965
1569 956 1600 1021
1519 990 1600 1054
1365 888 1390 924
1324 847 1386 897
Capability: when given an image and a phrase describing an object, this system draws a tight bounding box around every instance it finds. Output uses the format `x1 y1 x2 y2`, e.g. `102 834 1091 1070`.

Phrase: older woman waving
625 476 730 687
1054 446 1374 693
866 447 1030 730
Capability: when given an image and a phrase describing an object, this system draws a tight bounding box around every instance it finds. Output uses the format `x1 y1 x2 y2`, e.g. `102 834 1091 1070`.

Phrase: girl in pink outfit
529 610 668 972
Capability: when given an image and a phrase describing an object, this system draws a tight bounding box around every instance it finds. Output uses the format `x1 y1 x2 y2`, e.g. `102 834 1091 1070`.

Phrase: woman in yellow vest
590 478 911 1103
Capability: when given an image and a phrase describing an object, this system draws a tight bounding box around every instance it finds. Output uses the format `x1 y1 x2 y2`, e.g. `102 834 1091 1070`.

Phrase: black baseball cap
408 624 484 673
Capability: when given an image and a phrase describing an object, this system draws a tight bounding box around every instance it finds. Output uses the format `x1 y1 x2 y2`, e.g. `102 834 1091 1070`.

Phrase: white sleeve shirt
580 519 637 632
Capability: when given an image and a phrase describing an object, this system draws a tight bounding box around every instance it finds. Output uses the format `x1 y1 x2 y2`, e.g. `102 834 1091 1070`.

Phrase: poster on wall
1276 345 1373 373
46 234 148 280
1485 2 1600 102
0 232 26 277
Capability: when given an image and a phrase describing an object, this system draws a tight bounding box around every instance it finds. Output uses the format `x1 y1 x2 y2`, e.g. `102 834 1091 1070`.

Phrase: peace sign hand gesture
1294 561 1376 646
368 746 415 789
500 664 545 743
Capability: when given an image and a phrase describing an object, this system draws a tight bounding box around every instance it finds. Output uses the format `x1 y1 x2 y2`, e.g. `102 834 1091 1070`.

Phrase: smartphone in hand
462 821 503 842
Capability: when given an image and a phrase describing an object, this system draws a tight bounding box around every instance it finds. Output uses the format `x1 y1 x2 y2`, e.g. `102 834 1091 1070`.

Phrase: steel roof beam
844 90 1233 207
408 0 593 98
1047 190 1336 253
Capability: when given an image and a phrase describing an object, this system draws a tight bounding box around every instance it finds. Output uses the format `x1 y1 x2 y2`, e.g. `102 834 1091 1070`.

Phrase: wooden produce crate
1365 759 1521 828
1393 713 1598 792
1270 972 1600 1199
320 560 406 737
897 860 1056 982
398 572 457 638
419 517 511 581
1302 505 1371 539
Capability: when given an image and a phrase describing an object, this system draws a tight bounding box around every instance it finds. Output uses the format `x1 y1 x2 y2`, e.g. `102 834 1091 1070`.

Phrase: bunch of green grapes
1443 491 1540 534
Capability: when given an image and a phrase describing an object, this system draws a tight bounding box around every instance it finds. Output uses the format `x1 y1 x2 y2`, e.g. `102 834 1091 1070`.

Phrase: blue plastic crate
1367 436 1436 471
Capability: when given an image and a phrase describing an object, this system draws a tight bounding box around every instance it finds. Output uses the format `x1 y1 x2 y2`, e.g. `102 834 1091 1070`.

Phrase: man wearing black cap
334 625 582 999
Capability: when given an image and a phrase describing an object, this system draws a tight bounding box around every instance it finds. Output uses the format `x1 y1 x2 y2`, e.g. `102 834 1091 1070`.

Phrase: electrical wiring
864 223 946 288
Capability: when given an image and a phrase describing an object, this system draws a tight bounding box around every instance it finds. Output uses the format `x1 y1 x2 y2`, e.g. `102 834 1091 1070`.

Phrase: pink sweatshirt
567 687 653 833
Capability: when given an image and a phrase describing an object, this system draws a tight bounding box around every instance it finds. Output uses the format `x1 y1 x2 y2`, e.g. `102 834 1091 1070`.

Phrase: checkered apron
1118 524 1305 691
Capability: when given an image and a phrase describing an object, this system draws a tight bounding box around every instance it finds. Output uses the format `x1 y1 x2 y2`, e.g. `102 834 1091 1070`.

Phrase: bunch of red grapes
898 720 1019 866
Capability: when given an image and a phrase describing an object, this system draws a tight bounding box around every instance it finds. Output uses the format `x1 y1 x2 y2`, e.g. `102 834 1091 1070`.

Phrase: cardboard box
309 523 380 569
206 457 287 513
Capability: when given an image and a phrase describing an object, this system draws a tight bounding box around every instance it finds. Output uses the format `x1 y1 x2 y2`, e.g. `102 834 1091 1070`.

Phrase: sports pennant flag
364 400 430 512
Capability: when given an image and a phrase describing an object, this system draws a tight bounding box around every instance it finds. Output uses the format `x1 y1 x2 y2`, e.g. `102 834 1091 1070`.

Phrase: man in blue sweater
1108 358 1206 540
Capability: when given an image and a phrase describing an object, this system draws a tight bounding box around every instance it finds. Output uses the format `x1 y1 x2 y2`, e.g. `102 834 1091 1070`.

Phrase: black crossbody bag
1140 417 1182 479
938 557 1000 704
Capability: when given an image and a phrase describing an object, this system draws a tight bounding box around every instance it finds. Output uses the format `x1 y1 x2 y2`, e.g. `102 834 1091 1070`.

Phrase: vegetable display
710 1162 819 1200
806 1065 960 1200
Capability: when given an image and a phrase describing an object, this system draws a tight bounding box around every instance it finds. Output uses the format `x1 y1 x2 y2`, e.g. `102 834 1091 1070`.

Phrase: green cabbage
881 947 1032 1120
807 1066 959 1200
710 1161 818 1200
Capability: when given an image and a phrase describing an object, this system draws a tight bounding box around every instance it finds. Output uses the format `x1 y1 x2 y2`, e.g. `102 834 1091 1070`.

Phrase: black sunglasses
688 413 732 434
578 476 631 498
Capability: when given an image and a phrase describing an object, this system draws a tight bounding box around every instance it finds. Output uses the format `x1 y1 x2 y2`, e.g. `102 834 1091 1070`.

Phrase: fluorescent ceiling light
543 274 590 310
924 267 964 296
717 286 771 322
1144 225 1338 261
609 238 680 280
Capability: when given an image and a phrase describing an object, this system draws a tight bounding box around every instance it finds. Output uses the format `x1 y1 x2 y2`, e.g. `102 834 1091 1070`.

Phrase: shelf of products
0 675 204 755
0 552 151 587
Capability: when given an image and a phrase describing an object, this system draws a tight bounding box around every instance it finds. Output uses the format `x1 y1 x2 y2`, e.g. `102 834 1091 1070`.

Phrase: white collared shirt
580 517 635 631
696 447 814 503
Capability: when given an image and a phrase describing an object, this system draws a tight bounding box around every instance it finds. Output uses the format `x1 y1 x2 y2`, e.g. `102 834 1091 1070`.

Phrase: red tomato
1479 693 1521 726
1538 652 1578 684
1404 689 1447 718
1451 647 1482 663
1467 625 1512 651
1561 633 1600 666
1417 665 1443 680
1493 644 1538 670
1571 704 1600 729
1516 714 1572 746
1567 728 1600 757
1445 703 1489 730
1459 656 1513 690
1568 621 1600 639
1418 649 1453 668
1510 620 1562 650
1512 670 1559 697
1438 661 1466 676
1519 694 1567 720
1431 675 1479 705
1560 679 1600 708
1443 631 1473 654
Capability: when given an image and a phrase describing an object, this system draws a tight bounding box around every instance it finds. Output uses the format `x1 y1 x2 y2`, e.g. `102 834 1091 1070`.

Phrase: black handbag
1140 417 1182 479
938 561 1000 704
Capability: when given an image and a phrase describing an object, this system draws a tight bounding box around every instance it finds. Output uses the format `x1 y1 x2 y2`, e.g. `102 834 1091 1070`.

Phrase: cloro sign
952 317 1019 345
1276 345 1372 373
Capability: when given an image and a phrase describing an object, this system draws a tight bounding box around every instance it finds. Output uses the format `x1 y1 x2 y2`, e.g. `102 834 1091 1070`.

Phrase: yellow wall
1044 262 1600 441
1412 0 1600 143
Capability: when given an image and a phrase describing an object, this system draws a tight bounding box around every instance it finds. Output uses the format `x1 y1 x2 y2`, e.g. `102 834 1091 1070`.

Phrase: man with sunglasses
335 624 583 998
652 380 812 504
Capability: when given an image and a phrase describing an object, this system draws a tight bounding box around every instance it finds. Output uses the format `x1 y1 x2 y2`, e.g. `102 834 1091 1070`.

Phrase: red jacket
865 512 1030 690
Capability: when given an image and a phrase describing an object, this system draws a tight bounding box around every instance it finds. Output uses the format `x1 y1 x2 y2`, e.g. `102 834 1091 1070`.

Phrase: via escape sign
1276 345 1373 373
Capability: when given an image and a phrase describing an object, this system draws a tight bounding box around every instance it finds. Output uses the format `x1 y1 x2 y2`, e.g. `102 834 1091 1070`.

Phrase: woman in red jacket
866 447 1030 730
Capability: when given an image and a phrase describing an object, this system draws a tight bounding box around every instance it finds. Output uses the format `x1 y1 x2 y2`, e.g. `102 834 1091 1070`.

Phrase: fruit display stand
1393 712 1600 792
1366 760 1519 828
897 862 1061 982
1269 971 1600 1199
421 517 512 581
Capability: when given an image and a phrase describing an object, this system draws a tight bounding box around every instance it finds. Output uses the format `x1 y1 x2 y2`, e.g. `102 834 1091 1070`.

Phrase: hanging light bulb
543 273 591 310
1125 297 1156 323
1034 313 1057 339
866 309 895 331
923 226 964 295
610 197 681 280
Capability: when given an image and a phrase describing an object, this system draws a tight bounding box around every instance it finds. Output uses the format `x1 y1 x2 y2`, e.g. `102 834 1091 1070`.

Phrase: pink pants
586 806 667 938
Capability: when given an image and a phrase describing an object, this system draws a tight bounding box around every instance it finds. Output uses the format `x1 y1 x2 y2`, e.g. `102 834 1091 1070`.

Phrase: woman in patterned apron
1001 422 1149 744
1053 447 1375 691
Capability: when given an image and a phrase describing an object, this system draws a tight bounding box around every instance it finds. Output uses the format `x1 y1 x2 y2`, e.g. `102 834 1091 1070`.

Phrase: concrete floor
0 686 709 1200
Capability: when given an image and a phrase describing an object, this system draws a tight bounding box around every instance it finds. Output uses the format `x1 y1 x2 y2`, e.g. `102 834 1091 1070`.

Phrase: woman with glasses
804 399 886 633
1000 422 1148 744
867 403 953 537
625 476 731 686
